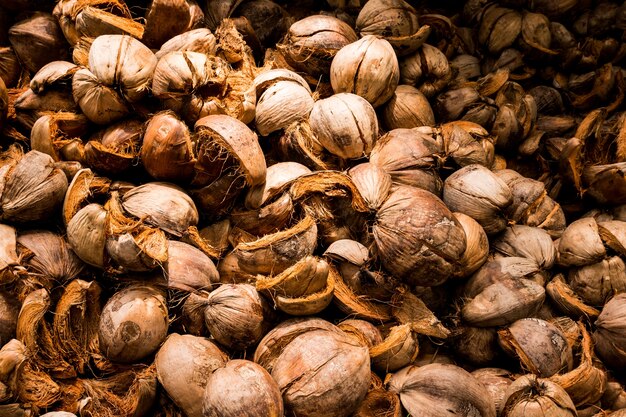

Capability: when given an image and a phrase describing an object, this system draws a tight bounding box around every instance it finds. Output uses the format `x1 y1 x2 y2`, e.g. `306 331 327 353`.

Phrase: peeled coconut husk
0 339 26 396
224 215 317 277
471 368 517 416
452 212 489 278
388 363 497 417
391 289 450 338
274 278 335 316
161 240 219 292
245 161 311 210
84 119 143 174
230 192 294 236
192 114 266 213
98 284 168 363
546 274 600 319
329 265 392 322
369 128 443 195
370 324 419 372
53 0 133 46
121 182 198 237
156 28 217 59
180 226 222 259
70 365 157 417
74 6 144 40
62 168 111 226
594 293 626 370
155 333 227 417
353 372 402 417
14 360 62 411
493 225 556 270
276 120 336 172
0 47 22 88
452 326 501 366
30 112 89 162
142 0 198 48
550 323 607 407
288 170 370 213
203 359 284 417
337 319 383 349
347 163 393 211
67 203 108 268
501 374 577 417
16 289 75 378
54 280 106 372
0 149 68 223
13 89 79 131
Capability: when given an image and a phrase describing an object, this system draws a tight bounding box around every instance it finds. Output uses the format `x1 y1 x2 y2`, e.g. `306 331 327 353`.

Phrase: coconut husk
230 215 317 276
14 361 61 412
256 256 329 297
547 274 600 319
0 224 18 285
391 289 450 338
276 121 337 171
30 112 88 162
550 323 608 407
230 192 294 236
274 279 335 316
62 168 111 225
330 265 391 322
16 289 74 379
289 170 369 213
180 226 221 259
370 324 419 372
73 365 157 417
76 6 143 40
52 279 103 375
354 373 402 417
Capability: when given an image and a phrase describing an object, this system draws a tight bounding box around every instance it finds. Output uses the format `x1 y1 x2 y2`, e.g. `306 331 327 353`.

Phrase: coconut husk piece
370 324 420 372
62 168 111 225
391 288 450 339
30 112 89 162
231 192 294 236
274 279 335 316
72 37 93 66
289 171 370 213
180 226 221 259
550 323 608 407
230 215 317 276
330 265 391 322
72 365 157 417
76 6 144 40
354 373 402 417
0 403 30 417
546 274 600 319
16 289 74 379
52 279 104 375
276 121 338 171
0 339 26 401
14 360 61 412
256 256 329 297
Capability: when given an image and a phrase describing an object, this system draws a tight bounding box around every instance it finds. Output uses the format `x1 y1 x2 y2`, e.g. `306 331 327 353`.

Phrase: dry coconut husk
550 323 607 407
52 279 105 375
353 373 402 417
220 215 317 280
546 274 601 319
0 148 68 223
30 112 89 162
69 365 157 417
83 119 143 175
62 168 111 226
370 324 419 372
0 291 20 346
329 265 392 322
16 289 74 378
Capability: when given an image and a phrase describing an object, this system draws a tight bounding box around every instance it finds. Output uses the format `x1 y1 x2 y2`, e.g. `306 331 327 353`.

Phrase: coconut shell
67 203 107 268
155 334 227 417
373 185 466 287
204 284 271 350
558 218 606 267
499 318 574 378
501 374 577 417
98 284 168 363
203 359 283 417
156 28 217 59
164 240 220 292
8 13 69 74
268 328 370 417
